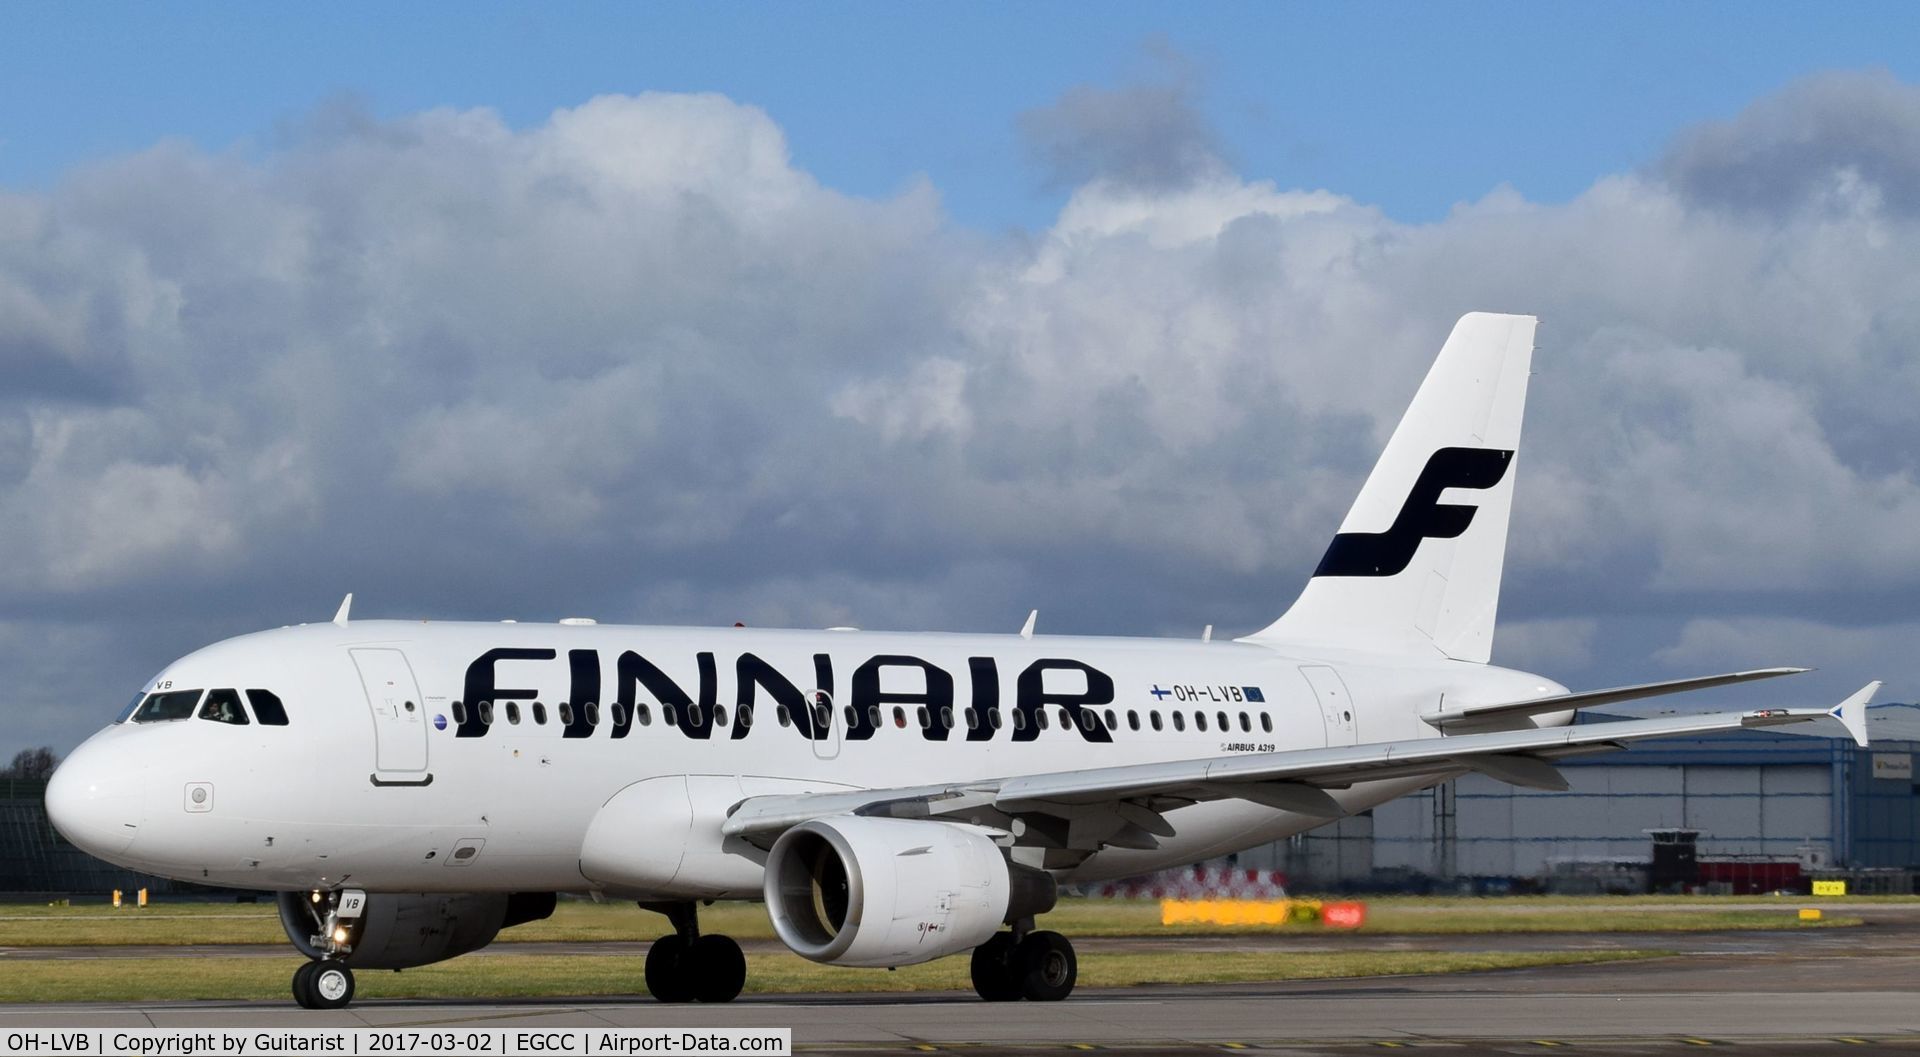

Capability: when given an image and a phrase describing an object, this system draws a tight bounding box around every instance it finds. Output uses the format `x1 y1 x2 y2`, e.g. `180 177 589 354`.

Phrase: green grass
0 896 1864 947
0 949 1667 1004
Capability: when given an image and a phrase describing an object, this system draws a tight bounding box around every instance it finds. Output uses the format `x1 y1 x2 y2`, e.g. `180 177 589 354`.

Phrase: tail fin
1244 312 1537 663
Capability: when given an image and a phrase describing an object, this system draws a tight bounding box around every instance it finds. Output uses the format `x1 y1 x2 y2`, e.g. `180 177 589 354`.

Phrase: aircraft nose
45 738 146 860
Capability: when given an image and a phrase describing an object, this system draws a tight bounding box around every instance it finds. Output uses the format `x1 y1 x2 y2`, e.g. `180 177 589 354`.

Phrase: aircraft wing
722 682 1878 853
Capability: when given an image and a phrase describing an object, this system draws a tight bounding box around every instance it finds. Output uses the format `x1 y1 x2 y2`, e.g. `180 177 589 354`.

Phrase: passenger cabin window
134 689 204 723
199 689 249 725
533 702 549 725
506 702 522 725
246 689 288 725
1260 713 1273 733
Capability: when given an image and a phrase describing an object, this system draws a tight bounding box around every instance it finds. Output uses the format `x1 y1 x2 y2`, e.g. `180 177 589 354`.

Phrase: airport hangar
1229 704 1920 894
5 705 1920 898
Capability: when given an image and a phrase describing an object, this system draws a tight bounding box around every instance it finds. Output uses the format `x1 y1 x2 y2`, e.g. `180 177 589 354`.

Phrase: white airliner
47 312 1875 1010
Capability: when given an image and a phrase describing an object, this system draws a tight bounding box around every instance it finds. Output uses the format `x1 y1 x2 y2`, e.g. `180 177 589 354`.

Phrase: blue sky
5 4 1918 229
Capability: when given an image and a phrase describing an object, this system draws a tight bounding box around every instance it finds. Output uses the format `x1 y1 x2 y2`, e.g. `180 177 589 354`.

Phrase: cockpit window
115 693 144 724
133 689 204 723
199 689 250 725
247 689 289 726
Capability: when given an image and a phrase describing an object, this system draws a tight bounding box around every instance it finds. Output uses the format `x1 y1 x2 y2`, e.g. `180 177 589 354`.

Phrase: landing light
332 927 349 944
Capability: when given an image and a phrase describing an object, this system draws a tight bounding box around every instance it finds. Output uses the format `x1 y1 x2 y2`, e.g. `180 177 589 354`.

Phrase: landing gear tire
293 961 355 1010
292 962 318 1009
690 935 747 1003
970 933 1023 1002
645 935 696 1003
1015 931 1076 1002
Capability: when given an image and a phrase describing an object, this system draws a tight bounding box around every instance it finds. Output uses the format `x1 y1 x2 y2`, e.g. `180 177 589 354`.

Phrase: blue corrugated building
1369 704 1920 882
1238 704 1920 890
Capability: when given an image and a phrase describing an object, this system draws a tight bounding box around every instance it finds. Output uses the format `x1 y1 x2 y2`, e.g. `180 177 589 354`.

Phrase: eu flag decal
1243 686 1265 703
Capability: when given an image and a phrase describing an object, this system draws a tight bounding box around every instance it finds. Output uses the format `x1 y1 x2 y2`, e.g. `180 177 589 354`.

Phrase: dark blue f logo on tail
1313 447 1514 578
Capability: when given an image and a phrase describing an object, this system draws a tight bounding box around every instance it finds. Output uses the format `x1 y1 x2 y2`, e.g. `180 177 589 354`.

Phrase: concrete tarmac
3 910 1917 1054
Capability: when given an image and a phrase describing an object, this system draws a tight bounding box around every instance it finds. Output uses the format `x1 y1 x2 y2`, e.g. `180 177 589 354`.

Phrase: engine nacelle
277 891 556 970
764 816 1049 968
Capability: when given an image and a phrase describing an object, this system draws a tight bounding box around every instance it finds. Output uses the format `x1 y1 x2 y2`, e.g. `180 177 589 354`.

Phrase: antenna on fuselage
333 593 353 627
1019 610 1037 639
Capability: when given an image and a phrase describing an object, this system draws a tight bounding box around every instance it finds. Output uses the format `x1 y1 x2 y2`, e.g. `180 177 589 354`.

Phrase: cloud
1017 47 1227 193
5 71 1920 760
1661 68 1920 215
1492 618 1598 674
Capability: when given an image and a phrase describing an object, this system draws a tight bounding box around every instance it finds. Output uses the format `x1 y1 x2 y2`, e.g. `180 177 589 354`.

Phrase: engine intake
763 816 1052 968
277 891 555 970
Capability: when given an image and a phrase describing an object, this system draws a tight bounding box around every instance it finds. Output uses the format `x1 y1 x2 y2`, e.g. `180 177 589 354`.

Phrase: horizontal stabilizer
1422 667 1810 730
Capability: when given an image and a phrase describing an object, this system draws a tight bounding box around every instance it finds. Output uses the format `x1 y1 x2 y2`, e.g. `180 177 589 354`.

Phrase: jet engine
763 816 1054 968
277 891 556 970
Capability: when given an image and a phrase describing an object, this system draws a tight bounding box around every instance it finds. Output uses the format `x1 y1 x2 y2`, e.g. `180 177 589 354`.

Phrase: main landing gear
970 925 1077 1002
641 900 746 1003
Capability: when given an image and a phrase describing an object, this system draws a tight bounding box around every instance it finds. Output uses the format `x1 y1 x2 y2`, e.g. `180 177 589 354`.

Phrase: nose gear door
352 648 429 778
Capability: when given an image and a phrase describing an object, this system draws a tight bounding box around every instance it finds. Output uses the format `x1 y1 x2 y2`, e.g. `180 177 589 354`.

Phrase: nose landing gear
291 889 362 1010
293 959 356 1010
640 900 746 1003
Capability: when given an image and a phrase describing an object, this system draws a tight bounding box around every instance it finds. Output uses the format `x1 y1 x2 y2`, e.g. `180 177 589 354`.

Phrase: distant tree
2 746 58 781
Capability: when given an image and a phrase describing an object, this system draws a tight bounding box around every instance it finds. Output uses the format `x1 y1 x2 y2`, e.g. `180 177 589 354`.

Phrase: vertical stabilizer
1244 313 1537 662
